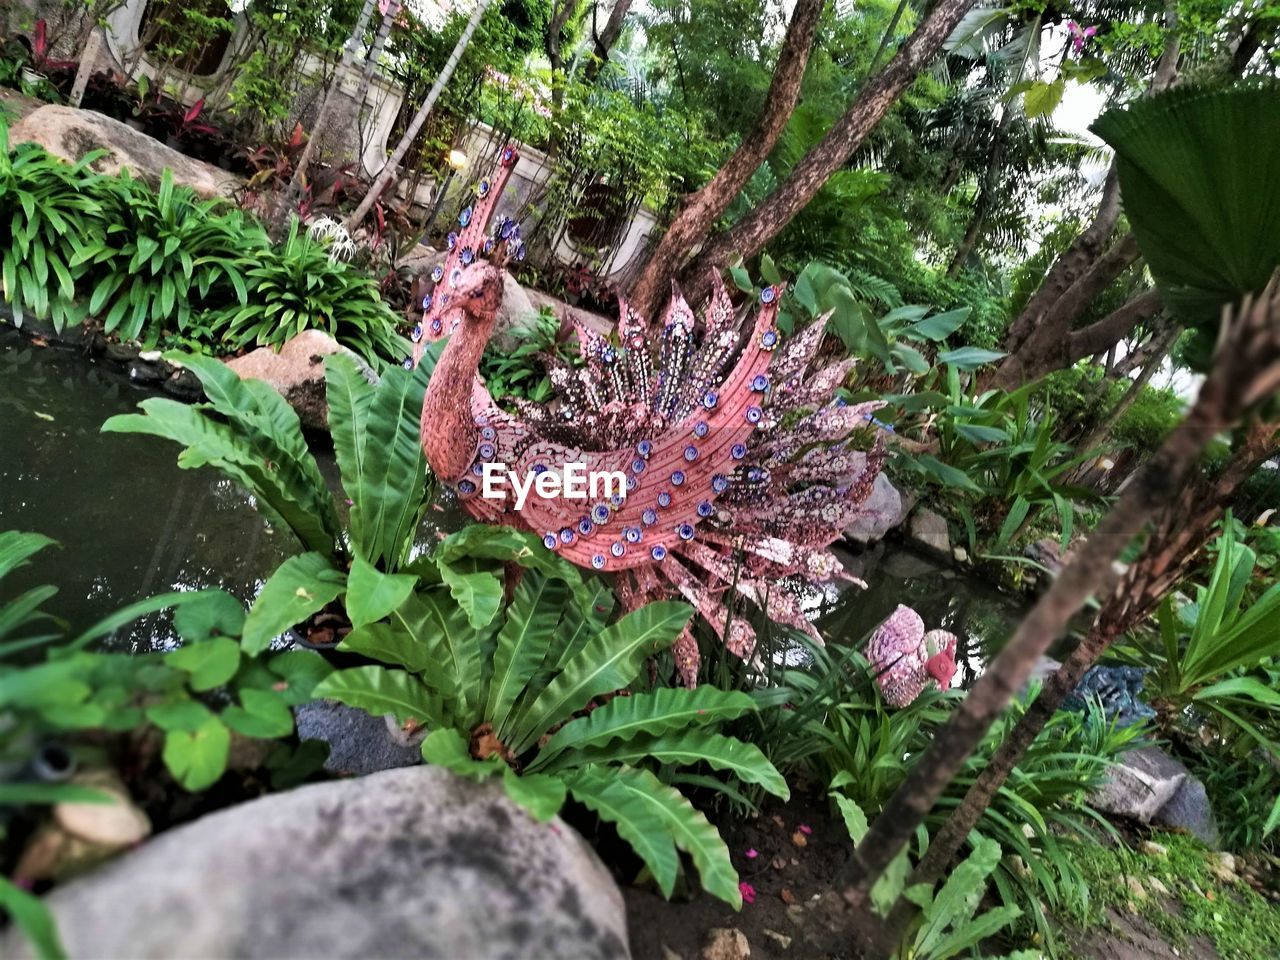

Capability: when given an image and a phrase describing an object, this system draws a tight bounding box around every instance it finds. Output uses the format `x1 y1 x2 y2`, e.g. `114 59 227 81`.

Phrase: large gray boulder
1152 775 1221 847
8 105 239 199
1090 746 1187 822
3 766 629 959
845 473 906 543
1090 745 1219 846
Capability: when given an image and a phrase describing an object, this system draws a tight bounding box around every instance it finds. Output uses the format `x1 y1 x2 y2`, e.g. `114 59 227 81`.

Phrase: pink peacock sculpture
865 605 958 707
411 147 894 686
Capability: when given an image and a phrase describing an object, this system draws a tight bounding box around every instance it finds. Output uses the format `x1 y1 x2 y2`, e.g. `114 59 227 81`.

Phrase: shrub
310 525 789 907
0 123 405 365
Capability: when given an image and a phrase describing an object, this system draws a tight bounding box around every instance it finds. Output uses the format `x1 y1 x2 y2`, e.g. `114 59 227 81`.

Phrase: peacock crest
412 147 896 686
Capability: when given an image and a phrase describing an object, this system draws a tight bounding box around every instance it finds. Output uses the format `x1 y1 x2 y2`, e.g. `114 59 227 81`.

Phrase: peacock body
412 147 894 685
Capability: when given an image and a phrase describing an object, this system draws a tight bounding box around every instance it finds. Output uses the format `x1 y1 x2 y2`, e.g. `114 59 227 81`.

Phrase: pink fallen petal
739 882 756 904
798 824 813 835
745 848 759 859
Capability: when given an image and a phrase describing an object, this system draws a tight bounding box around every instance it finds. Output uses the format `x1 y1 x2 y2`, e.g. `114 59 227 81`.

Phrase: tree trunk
582 0 635 83
624 0 827 318
989 237 1148 390
286 0 378 197
672 0 979 309
994 1 1179 382
1074 324 1180 457
344 0 494 232
350 3 398 142
946 107 1013 278
547 0 584 110
832 284 1280 956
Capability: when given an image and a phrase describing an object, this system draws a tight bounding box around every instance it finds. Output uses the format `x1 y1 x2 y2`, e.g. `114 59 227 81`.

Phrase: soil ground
624 788 861 960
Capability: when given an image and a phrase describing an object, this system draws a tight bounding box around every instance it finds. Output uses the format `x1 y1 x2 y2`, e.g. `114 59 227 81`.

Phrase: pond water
0 331 1026 667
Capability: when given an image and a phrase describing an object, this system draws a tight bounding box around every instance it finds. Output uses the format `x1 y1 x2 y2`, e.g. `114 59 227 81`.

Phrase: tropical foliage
1113 522 1280 755
0 124 404 364
310 524 787 907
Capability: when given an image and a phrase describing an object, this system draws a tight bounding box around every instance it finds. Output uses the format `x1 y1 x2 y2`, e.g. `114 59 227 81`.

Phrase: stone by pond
0 766 630 960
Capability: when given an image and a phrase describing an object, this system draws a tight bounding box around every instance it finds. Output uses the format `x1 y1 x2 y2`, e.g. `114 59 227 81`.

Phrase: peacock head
922 629 958 691
451 263 506 329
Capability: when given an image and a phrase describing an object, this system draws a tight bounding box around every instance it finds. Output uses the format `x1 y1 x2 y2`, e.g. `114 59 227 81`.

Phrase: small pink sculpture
865 605 958 707
414 148 895 687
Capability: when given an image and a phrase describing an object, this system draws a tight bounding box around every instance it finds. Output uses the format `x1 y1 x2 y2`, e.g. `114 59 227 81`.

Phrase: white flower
307 216 359 263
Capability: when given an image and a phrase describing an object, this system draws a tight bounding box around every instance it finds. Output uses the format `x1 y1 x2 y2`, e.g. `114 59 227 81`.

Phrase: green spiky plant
308 524 788 907
1112 520 1280 755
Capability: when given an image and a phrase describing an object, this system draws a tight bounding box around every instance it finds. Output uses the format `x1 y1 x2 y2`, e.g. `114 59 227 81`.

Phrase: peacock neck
421 321 493 483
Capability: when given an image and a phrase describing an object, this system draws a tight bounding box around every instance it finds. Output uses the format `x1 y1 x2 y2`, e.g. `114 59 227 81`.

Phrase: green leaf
1023 78 1066 118
759 253 783 287
313 665 443 726
915 454 982 492
0 783 115 806
534 688 757 768
67 590 219 650
953 424 1009 444
345 556 416 628
420 727 503 778
916 837 1006 955
146 698 215 732
1092 86 1280 332
906 307 970 341
832 792 869 842
501 767 567 822
488 573 566 739
571 765 740 906
106 364 339 557
240 553 346 655
509 601 692 753
0 530 56 580
337 621 434 672
564 765 680 897
562 730 789 798
0 875 67 960
162 716 231 791
994 496 1032 551
938 347 1007 370
172 589 245 643
1263 793 1280 839
266 650 334 704
438 559 503 629
893 344 930 376
222 688 294 739
435 526 591 610
166 637 242 691
336 359 431 570
386 588 483 711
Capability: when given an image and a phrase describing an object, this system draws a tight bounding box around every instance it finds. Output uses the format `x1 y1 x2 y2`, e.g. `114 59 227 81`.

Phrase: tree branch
624 0 828 318
672 0 979 308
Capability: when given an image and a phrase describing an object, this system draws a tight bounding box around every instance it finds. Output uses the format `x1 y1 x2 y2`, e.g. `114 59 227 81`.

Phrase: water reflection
812 542 1026 688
